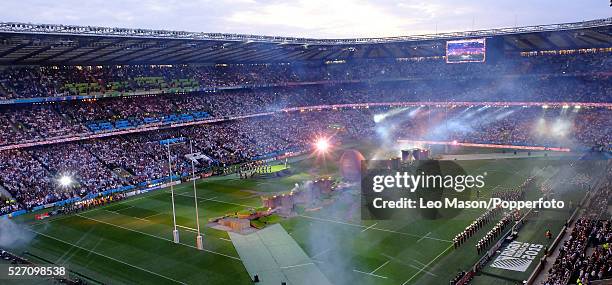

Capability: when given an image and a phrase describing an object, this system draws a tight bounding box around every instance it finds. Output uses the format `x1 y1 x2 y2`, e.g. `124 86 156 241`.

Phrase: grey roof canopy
0 18 610 65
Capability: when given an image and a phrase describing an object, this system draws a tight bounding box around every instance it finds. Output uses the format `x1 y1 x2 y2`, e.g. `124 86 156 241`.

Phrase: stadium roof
0 18 610 65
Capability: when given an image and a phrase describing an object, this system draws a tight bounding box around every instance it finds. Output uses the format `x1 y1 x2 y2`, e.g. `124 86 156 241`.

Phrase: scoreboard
446 38 486 63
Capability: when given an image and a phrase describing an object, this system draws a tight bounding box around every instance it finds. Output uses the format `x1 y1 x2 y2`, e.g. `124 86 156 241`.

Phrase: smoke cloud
0 219 34 248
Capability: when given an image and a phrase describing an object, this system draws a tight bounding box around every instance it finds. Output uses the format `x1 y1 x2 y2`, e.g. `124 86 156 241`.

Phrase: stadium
0 5 610 285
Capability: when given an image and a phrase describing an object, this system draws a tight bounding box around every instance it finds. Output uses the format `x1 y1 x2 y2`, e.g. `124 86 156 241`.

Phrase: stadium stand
543 173 611 285
0 19 610 220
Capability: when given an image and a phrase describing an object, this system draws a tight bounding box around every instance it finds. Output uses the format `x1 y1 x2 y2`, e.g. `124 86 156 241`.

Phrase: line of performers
237 161 274 179
476 209 521 254
58 193 127 215
453 206 503 249
454 176 534 250
491 188 525 202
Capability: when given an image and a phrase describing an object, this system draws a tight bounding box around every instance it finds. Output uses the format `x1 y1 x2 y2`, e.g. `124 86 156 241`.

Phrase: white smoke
0 219 34 248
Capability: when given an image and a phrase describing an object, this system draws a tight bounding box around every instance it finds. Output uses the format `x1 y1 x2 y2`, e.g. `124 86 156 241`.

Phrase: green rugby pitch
8 147 584 285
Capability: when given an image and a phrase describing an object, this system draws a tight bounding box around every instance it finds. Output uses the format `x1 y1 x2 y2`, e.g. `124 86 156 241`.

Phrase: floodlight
59 175 73 187
315 138 330 152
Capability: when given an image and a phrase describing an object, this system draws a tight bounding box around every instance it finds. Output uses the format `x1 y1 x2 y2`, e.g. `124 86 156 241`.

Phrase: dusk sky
1 0 610 38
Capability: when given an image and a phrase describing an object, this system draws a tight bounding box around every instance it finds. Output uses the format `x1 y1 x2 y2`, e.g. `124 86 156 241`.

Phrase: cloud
396 2 446 18
227 0 412 38
0 0 608 38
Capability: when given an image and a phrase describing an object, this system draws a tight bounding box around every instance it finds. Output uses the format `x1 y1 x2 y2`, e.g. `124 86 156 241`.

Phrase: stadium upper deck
0 18 610 65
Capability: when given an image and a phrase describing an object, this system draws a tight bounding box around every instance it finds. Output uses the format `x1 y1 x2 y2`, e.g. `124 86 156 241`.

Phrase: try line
73 213 241 261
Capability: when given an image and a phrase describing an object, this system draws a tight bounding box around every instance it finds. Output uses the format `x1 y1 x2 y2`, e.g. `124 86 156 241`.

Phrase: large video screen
446 38 486 63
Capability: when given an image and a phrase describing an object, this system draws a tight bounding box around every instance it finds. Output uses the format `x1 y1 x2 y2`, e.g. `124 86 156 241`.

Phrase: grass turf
6 146 585 285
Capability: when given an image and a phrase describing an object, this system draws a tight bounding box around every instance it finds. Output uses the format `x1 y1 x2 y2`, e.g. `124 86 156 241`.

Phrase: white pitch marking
417 232 431 243
129 216 150 222
280 263 315 270
176 224 198 233
401 244 453 285
197 196 218 203
54 227 93 265
175 193 256 208
406 257 428 268
29 229 187 284
361 222 378 233
205 198 256 208
370 260 390 274
298 215 452 243
379 252 436 276
490 184 502 192
116 205 134 211
103 209 150 222
142 212 163 219
352 269 388 279
76 214 241 261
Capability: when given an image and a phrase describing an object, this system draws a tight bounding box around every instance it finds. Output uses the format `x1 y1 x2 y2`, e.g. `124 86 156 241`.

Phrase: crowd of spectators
544 172 611 285
0 51 609 216
0 150 53 214
0 52 609 100
0 80 609 148
573 221 612 283
31 143 125 196
545 219 599 284
0 101 610 216
389 106 611 149
0 196 18 215
0 109 374 214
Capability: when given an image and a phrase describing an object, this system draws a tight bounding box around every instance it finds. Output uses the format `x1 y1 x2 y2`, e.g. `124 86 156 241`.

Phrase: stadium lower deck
4 144 599 285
